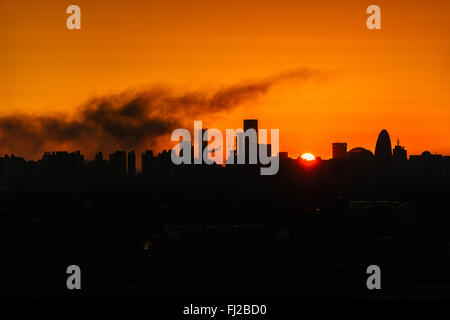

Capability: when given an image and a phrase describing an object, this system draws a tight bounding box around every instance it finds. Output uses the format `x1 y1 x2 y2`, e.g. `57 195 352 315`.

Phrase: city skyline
2 1 450 159
1 121 448 181
0 123 446 166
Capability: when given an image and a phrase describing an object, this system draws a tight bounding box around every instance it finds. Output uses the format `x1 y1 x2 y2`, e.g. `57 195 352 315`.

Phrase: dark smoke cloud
0 68 318 159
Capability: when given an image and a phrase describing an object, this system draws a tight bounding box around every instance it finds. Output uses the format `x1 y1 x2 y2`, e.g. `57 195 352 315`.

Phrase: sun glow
301 153 315 161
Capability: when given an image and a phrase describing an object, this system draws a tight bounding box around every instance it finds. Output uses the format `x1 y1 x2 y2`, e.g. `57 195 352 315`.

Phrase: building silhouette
375 129 393 159
88 151 108 182
109 151 127 180
128 151 136 177
0 154 26 185
332 143 347 159
347 147 374 160
142 150 155 180
243 119 258 139
243 119 258 164
393 139 407 162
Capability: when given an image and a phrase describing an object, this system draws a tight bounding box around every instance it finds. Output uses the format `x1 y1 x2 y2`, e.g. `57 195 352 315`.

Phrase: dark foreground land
1 176 450 300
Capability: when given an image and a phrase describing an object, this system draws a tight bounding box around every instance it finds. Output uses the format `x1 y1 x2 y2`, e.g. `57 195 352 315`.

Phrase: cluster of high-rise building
0 123 449 187
0 150 149 185
331 129 408 161
317 129 450 186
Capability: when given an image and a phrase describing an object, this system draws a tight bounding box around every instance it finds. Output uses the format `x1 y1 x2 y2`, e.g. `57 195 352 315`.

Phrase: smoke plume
0 68 318 159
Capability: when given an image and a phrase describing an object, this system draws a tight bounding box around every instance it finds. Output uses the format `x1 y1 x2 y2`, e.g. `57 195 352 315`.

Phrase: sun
301 153 316 161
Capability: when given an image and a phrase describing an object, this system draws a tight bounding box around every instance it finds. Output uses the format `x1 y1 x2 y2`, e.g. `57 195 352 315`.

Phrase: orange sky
1 0 450 159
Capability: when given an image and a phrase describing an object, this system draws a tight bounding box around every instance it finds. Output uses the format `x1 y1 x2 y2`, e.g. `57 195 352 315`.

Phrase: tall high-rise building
332 143 347 159
92 151 107 182
95 152 103 162
109 151 127 179
128 151 136 177
243 119 258 140
142 150 154 179
243 119 258 164
375 129 393 159
393 139 407 162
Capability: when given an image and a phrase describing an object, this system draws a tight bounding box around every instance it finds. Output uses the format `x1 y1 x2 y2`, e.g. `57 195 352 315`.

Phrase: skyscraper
243 119 258 164
109 151 127 179
375 129 393 159
128 150 136 177
142 150 154 179
332 143 347 159
393 139 407 162
244 119 258 138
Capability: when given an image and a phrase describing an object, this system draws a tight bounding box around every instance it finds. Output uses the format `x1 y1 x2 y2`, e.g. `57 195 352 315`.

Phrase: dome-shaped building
375 129 392 159
347 147 374 160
